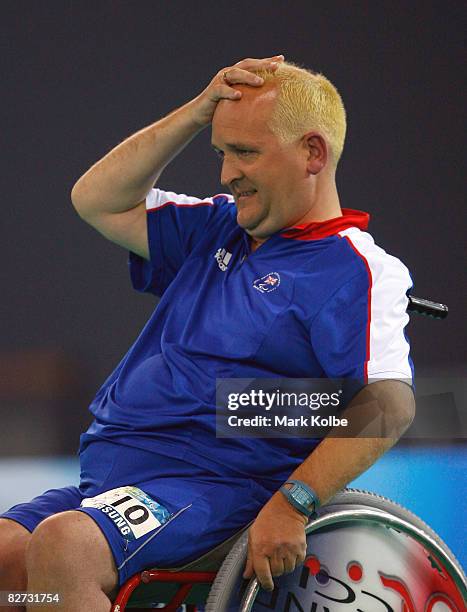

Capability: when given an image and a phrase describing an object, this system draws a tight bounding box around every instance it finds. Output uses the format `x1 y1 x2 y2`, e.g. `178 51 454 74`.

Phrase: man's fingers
213 83 242 101
247 551 305 589
192 55 285 127
210 55 285 104
271 550 300 576
211 68 265 104
221 67 265 87
243 555 254 579
253 556 275 591
297 550 307 566
270 555 285 577
281 556 296 574
221 55 285 86
234 55 285 69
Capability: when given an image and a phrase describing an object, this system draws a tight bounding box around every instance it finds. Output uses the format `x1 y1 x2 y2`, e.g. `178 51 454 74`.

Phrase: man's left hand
243 492 308 591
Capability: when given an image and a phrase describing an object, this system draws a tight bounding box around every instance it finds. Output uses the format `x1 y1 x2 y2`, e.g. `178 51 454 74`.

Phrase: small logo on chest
253 272 281 293
214 248 232 271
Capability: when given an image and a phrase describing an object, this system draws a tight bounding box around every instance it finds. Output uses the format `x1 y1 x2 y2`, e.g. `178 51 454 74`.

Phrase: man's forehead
212 85 277 144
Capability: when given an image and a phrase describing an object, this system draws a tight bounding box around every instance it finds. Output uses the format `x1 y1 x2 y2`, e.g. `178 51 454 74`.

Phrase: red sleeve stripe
342 235 373 384
147 200 214 214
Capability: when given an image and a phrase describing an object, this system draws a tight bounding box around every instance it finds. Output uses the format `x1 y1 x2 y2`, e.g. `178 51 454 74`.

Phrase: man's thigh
25 510 118 598
0 486 84 534
79 475 270 585
78 440 273 585
0 489 85 601
1 464 270 588
0 518 31 584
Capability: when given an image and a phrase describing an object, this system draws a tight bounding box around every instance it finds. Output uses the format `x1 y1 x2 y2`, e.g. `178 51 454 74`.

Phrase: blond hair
254 62 347 167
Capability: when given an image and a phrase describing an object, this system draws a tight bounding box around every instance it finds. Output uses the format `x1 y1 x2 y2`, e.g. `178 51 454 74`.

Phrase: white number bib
81 486 171 540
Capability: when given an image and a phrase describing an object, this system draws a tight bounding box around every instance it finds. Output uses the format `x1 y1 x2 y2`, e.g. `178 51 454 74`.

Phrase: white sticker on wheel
81 486 171 540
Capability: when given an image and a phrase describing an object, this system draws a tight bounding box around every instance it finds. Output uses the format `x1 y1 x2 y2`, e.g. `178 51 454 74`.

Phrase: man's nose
220 156 243 187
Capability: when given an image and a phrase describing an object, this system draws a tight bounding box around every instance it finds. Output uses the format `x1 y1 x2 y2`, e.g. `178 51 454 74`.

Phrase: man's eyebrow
211 142 256 152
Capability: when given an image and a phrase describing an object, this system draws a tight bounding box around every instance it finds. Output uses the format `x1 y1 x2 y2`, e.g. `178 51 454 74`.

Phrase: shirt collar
280 208 370 241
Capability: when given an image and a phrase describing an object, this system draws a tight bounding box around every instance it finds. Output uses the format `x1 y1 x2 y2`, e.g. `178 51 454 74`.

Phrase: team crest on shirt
253 272 281 293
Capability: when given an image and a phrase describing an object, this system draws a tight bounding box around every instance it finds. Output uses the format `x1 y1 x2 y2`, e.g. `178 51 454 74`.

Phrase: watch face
293 486 315 513
295 489 309 504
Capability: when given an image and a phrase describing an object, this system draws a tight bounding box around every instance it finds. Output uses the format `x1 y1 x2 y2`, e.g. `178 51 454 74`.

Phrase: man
0 56 415 611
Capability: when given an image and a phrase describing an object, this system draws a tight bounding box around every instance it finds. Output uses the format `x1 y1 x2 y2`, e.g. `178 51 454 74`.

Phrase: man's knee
0 518 31 589
26 511 118 595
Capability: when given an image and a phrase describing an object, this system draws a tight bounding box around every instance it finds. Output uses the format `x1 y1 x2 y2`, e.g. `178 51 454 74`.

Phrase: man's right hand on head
189 55 285 128
70 54 284 260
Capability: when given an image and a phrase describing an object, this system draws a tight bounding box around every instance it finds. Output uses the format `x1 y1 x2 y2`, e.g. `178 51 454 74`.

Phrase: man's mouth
237 190 257 200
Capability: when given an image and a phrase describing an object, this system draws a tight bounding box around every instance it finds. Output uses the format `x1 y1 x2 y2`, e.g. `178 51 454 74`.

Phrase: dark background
1 1 465 452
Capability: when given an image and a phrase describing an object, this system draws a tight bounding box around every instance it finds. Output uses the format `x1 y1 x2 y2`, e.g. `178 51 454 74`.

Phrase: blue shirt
84 189 413 485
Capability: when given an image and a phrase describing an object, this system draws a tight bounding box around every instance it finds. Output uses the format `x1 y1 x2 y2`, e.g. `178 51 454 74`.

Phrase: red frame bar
111 569 217 611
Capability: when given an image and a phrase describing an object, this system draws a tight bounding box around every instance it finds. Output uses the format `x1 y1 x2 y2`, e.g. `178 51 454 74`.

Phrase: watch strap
280 479 320 517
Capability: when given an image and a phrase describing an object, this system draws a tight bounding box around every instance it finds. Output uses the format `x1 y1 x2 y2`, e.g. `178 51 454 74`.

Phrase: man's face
211 85 312 240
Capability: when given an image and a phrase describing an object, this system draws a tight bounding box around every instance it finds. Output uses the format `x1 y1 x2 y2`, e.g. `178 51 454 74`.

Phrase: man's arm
70 56 284 259
244 379 415 591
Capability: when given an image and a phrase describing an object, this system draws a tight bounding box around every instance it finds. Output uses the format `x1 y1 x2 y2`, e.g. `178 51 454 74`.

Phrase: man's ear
303 133 328 175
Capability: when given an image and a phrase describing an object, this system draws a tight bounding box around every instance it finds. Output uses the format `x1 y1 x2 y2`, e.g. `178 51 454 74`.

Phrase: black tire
206 487 466 612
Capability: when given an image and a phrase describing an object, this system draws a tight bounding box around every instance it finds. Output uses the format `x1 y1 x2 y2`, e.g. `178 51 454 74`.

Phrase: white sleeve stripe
145 188 233 211
368 372 414 380
339 228 413 381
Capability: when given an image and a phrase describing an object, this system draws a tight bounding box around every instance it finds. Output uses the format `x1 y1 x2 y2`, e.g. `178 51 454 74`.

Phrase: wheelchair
112 297 466 611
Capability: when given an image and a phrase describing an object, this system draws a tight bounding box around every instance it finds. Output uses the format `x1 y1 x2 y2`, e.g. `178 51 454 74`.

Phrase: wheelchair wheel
206 488 466 611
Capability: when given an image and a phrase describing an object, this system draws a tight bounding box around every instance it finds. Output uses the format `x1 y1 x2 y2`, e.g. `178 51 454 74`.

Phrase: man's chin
237 212 261 232
238 216 274 241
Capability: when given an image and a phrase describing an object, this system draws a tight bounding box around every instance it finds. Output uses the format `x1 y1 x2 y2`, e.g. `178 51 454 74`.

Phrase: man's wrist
185 95 214 130
279 480 320 518
272 491 308 525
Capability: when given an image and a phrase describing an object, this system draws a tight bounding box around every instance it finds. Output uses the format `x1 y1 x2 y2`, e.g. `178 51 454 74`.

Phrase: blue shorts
1 439 273 585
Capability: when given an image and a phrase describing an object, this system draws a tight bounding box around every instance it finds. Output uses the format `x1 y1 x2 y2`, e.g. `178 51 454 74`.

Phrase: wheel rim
241 509 466 611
